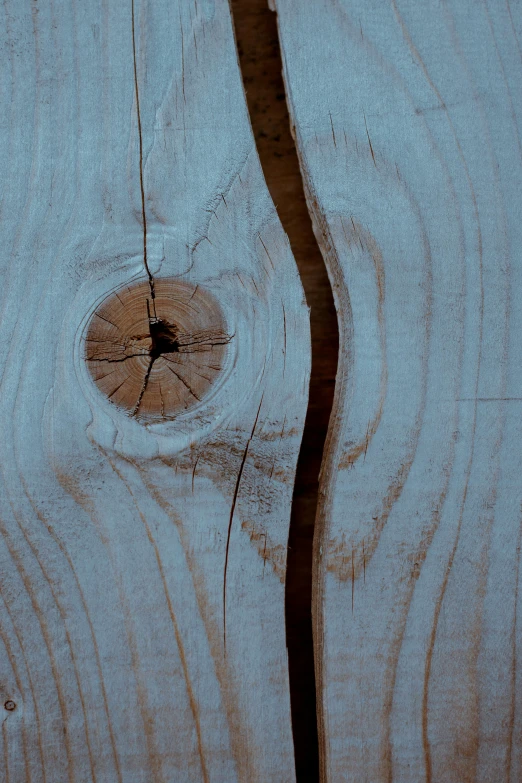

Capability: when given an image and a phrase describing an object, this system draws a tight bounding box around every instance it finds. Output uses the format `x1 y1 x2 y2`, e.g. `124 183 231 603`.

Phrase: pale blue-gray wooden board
0 0 310 780
274 0 522 780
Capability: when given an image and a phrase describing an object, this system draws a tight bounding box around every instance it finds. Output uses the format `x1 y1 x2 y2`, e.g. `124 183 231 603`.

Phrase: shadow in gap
230 1 339 780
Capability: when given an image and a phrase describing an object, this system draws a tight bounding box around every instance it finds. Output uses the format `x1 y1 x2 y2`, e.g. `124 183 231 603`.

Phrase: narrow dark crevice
230 2 339 781
131 0 155 303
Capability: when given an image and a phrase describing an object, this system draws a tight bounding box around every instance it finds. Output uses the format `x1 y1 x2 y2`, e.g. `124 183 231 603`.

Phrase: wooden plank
274 0 522 780
0 1 309 780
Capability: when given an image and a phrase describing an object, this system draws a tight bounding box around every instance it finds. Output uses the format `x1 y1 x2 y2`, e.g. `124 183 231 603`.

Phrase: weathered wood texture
0 1 309 780
275 0 522 780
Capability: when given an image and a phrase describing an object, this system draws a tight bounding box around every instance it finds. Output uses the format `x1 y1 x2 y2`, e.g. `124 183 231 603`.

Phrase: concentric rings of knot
85 279 231 422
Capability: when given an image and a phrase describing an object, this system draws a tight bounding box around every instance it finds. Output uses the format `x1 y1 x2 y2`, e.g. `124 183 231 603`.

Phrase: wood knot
85 279 231 422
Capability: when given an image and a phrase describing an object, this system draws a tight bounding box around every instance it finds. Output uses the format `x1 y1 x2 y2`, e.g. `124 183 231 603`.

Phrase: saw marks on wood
85 280 231 421
0 0 309 780
274 0 522 781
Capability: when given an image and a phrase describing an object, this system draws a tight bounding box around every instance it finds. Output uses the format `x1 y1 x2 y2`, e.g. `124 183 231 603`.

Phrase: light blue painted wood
275 0 522 780
0 1 309 780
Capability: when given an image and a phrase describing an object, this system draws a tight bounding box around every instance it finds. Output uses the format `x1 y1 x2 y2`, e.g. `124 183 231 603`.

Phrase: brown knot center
85 279 231 422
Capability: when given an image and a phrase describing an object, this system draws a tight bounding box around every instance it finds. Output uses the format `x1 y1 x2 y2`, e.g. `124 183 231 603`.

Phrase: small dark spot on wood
149 319 180 359
4 700 16 712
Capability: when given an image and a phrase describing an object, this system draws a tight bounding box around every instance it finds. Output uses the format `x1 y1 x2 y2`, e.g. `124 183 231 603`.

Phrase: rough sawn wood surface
0 0 309 780
274 0 522 781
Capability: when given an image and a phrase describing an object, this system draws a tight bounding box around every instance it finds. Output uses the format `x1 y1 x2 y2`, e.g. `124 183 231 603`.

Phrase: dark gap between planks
230 1 339 780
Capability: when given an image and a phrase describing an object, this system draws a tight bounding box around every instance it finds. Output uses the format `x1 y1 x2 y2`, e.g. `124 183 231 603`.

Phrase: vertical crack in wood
223 395 264 655
131 0 156 311
132 355 155 417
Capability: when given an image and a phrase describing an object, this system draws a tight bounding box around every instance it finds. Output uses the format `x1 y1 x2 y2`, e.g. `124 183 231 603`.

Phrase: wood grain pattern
274 0 522 780
0 0 309 780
